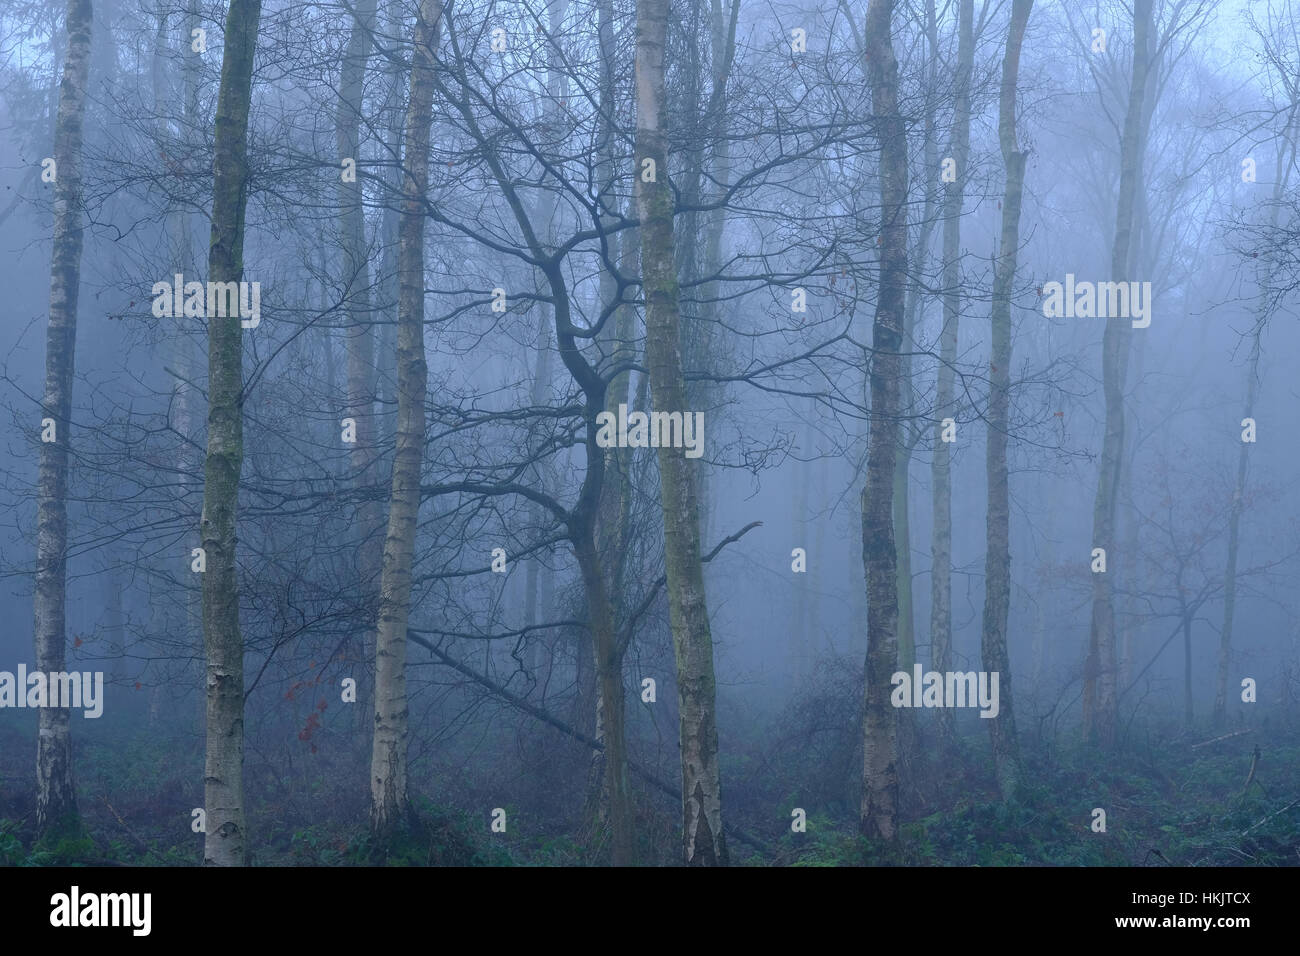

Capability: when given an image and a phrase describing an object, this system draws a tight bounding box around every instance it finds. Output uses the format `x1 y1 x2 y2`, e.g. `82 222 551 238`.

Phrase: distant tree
335 0 384 712
1218 4 1300 727
1084 0 1152 750
930 0 976 743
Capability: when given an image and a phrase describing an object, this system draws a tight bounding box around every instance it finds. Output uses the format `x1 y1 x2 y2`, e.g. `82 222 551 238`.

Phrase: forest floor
1 711 1297 866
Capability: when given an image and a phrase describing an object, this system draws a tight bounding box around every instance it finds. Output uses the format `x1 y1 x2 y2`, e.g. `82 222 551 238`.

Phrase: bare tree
33 0 93 840
981 0 1033 800
370 0 442 840
200 0 263 868
336 0 383 713
859 0 906 843
1218 18 1300 724
635 0 728 866
1083 0 1152 749
199 0 263 867
931 0 975 743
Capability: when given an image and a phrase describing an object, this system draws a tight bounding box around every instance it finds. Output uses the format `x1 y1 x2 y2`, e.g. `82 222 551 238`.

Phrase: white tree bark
930 0 973 743
859 0 905 843
336 0 383 720
200 0 262 867
34 0 93 839
370 0 441 838
635 0 728 865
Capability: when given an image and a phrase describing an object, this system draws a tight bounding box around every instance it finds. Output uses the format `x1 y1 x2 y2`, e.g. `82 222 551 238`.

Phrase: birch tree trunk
336 0 383 712
182 0 205 735
591 202 642 855
982 0 1032 801
1114 16 1157 703
693 0 738 546
635 0 728 865
859 0 905 842
370 0 440 839
584 229 633 839
1217 118 1297 725
522 315 553 676
577 0 627 845
930 0 973 743
1215 332 1259 727
376 61 404 452
1083 0 1151 749
34 0 93 840
793 406 814 687
200 0 261 866
593 0 633 627
524 0 567 681
573 530 636 864
892 0 941 676
104 558 124 685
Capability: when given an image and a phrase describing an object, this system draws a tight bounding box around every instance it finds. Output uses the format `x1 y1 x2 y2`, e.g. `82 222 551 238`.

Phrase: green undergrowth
3 713 1297 866
781 735 1300 867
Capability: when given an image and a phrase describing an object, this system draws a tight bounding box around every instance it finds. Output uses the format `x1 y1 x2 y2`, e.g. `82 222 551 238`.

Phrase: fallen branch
1242 797 1300 836
1189 729 1251 749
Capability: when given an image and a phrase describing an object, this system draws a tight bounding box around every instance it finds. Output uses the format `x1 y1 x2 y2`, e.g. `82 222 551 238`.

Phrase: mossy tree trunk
635 0 728 865
859 0 906 843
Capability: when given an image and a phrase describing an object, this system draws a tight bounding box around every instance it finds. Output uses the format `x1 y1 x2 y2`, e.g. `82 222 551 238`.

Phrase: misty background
0 0 1298 865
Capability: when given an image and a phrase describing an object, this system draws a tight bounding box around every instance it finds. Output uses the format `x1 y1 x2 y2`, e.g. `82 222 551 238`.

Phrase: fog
0 0 1297 867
